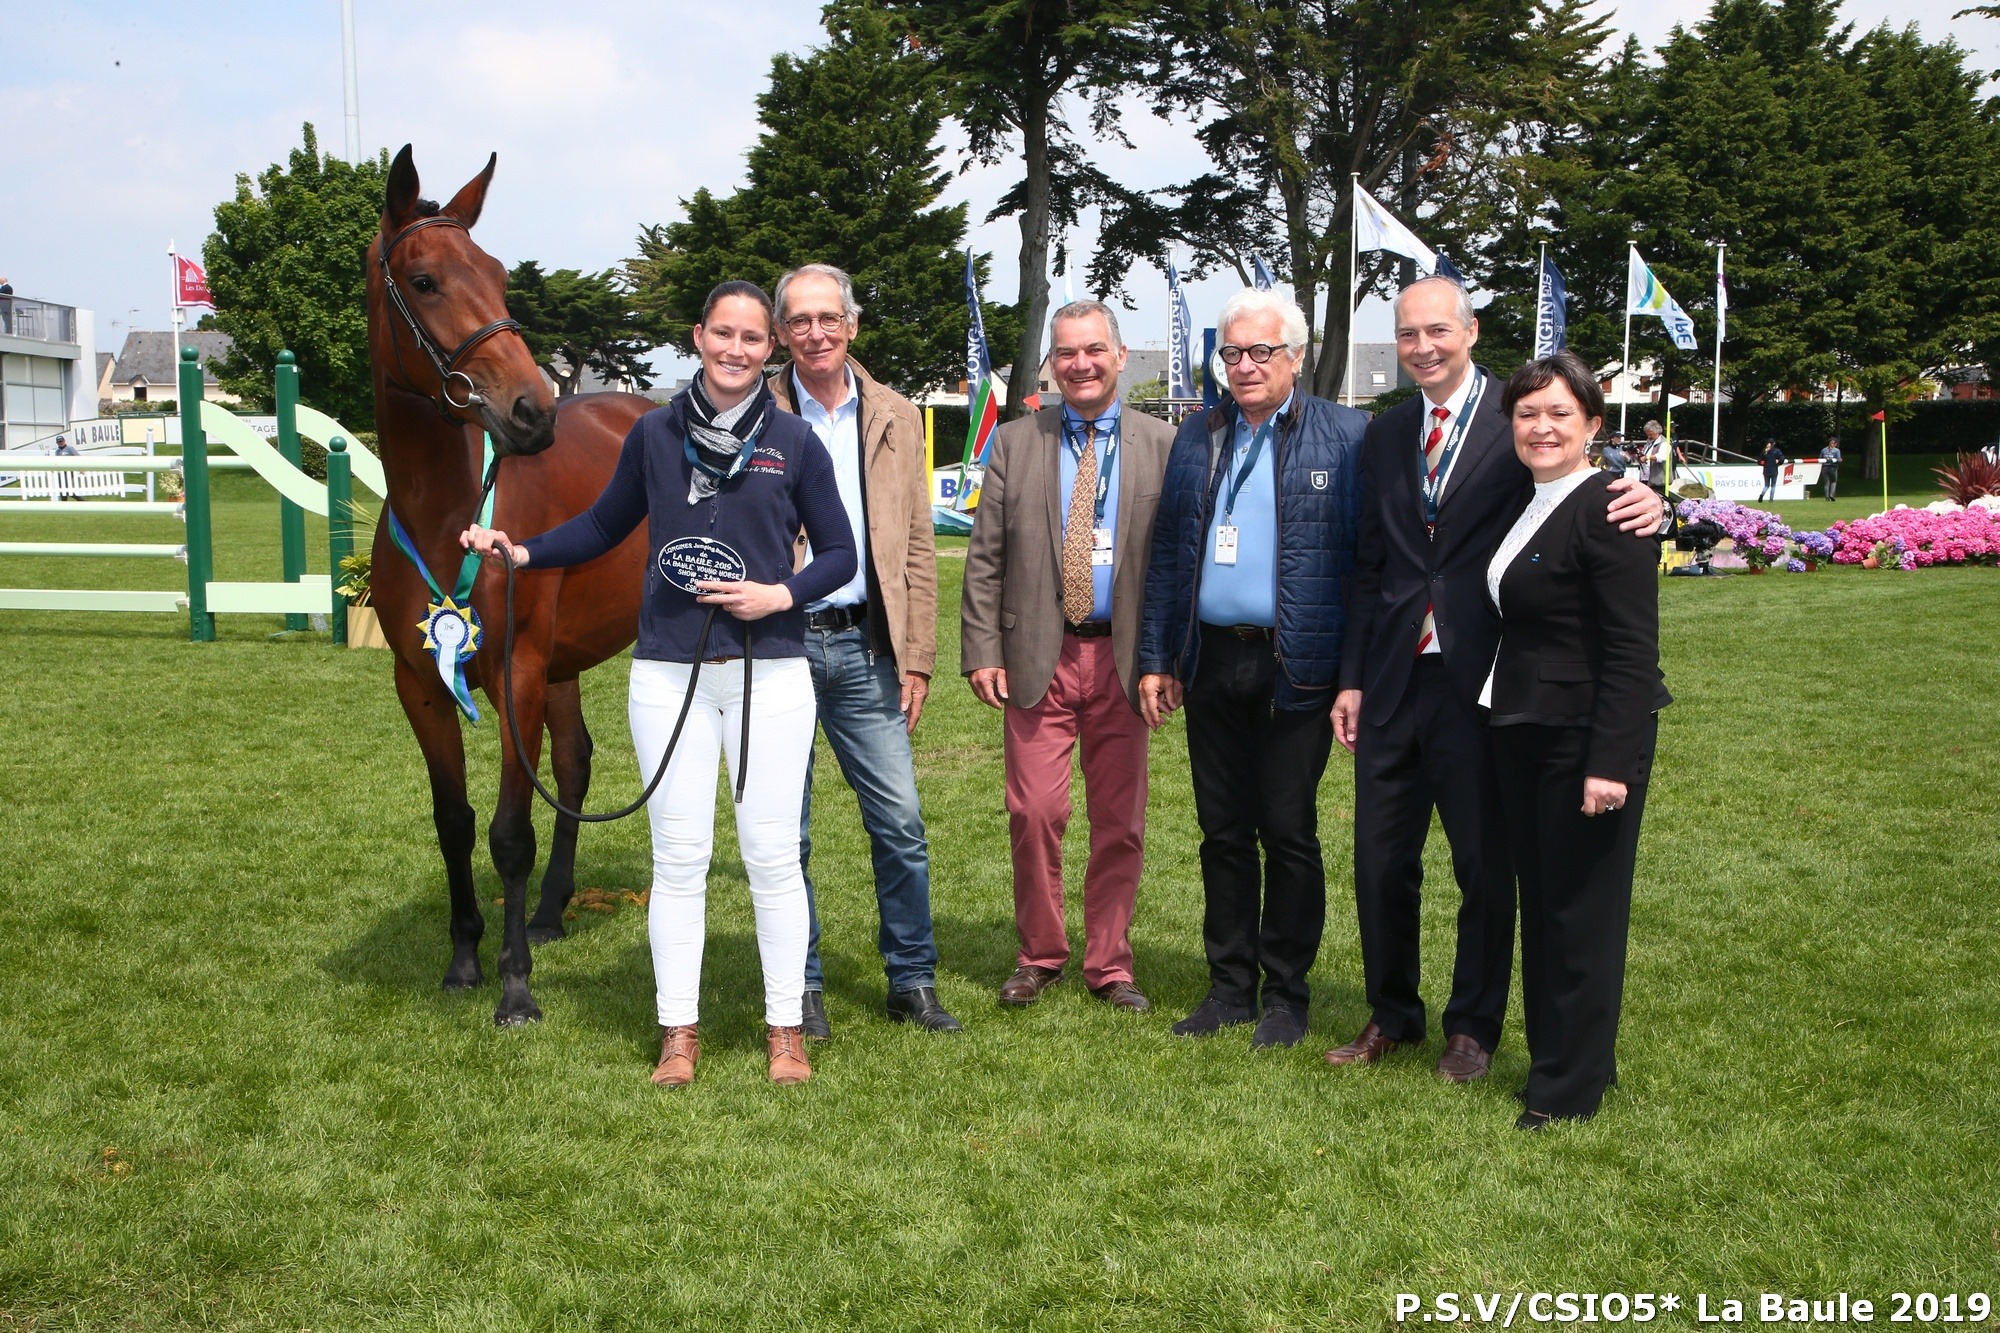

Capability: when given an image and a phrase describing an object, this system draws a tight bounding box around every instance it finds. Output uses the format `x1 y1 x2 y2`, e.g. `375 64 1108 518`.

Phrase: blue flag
1534 251 1568 358
1167 256 1196 400
1433 250 1465 283
961 252 999 469
1250 253 1277 290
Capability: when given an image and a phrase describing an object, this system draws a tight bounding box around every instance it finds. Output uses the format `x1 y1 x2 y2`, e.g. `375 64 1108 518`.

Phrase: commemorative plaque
657 536 749 594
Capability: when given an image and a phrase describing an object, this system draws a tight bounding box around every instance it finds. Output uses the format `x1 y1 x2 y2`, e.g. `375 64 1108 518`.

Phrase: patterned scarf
684 370 772 503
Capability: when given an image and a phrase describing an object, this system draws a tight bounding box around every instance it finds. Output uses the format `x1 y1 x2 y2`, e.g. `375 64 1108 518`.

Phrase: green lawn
1 482 1996 1330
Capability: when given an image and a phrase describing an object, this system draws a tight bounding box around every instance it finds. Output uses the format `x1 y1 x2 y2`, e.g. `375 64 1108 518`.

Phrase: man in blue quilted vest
1138 288 1370 1049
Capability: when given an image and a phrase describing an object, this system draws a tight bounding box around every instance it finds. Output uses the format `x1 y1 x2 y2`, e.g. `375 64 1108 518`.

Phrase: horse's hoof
494 1000 542 1027
441 965 483 991
526 921 567 946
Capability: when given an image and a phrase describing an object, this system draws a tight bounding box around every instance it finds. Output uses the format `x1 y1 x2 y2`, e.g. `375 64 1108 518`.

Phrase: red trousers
1003 633 1148 987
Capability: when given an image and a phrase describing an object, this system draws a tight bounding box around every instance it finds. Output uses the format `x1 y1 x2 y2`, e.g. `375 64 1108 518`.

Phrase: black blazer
1341 367 1532 722
1488 471 1672 784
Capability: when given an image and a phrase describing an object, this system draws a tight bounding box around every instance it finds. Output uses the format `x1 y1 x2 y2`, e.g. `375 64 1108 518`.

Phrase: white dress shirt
794 366 869 610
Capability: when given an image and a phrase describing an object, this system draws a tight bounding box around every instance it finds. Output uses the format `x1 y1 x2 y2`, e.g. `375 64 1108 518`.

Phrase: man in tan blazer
772 263 958 1040
961 300 1176 1013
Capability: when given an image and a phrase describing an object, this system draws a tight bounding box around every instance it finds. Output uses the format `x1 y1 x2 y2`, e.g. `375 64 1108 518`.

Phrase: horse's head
369 146 557 457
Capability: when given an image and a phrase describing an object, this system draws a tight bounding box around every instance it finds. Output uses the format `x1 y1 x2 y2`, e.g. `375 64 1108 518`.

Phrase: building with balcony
0 292 98 450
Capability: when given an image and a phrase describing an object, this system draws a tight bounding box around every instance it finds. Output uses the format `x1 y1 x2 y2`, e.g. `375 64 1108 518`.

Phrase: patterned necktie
1062 424 1099 625
1424 405 1450 481
1417 405 1449 654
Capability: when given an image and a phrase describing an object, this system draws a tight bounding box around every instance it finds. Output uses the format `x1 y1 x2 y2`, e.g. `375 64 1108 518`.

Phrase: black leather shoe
1250 1005 1308 1049
800 990 831 1042
1171 996 1257 1037
1516 1108 1592 1131
886 985 963 1033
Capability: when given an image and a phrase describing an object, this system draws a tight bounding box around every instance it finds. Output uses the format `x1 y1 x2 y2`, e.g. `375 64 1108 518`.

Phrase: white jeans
628 655 815 1028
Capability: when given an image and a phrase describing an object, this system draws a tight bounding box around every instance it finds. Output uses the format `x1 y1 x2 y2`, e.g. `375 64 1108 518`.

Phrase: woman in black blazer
1483 352 1671 1130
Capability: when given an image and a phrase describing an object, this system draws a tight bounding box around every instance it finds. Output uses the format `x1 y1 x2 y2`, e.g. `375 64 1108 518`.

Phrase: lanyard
1421 370 1485 528
1063 417 1119 523
1223 420 1273 524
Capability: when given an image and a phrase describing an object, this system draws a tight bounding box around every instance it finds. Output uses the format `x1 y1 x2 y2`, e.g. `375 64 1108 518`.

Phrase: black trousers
1182 631 1334 1012
1351 656 1516 1051
1823 463 1840 499
1490 716 1655 1119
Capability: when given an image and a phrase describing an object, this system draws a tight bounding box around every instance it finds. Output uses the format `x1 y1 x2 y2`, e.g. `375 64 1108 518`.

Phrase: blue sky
6 0 1997 380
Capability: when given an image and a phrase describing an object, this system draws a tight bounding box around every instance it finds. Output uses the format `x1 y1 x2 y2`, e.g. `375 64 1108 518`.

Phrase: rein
378 214 525 418
494 540 751 821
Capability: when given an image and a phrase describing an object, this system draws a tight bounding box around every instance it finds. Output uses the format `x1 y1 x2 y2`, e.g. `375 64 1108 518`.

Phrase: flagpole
1880 413 1889 514
168 240 183 368
1620 244 1635 438
1711 242 1725 462
1346 173 1360 407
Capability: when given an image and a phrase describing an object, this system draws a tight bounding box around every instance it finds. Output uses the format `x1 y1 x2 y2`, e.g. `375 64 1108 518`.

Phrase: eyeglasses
783 313 849 336
1217 342 1291 365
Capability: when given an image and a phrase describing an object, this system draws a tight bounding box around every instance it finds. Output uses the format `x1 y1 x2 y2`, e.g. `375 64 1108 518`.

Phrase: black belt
805 601 867 632
1064 620 1112 638
1202 621 1274 641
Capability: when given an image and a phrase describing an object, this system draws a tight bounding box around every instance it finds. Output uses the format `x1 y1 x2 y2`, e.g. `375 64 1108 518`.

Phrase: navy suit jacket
1340 369 1530 723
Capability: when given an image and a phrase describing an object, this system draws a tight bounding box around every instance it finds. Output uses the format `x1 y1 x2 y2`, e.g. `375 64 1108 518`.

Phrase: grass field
1 472 1996 1330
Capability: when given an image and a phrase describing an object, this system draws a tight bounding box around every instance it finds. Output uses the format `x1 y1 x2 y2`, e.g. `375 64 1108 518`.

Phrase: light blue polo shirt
1196 394 1289 628
1058 401 1121 623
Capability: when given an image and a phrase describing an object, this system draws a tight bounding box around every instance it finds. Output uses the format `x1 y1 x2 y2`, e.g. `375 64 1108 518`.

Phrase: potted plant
335 507 389 649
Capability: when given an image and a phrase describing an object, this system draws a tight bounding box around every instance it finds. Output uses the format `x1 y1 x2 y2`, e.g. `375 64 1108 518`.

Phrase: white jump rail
0 399 374 621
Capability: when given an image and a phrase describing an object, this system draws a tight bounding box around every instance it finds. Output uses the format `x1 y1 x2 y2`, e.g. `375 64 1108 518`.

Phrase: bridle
377 214 525 418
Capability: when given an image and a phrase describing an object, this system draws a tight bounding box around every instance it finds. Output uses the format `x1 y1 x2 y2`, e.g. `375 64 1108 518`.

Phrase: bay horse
367 145 650 1025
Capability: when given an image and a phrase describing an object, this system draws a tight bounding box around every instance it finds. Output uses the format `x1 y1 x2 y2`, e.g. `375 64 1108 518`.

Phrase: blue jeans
801 622 938 993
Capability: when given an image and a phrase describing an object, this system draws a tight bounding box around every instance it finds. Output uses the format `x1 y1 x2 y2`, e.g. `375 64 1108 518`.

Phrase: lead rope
496 541 719 822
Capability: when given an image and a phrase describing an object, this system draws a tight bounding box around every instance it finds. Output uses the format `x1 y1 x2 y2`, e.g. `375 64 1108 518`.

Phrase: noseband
378 214 525 418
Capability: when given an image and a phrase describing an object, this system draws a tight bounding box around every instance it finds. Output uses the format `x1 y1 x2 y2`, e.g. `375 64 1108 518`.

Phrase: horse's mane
414 198 443 216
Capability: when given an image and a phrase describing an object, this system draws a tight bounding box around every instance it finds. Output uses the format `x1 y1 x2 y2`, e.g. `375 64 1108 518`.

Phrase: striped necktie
1417 405 1449 654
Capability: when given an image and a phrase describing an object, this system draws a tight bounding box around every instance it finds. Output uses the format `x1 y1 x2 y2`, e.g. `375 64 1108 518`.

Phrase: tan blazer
775 358 938 677
960 404 1176 710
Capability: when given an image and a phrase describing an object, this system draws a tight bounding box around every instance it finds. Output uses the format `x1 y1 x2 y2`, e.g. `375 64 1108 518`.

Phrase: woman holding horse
464 280 856 1087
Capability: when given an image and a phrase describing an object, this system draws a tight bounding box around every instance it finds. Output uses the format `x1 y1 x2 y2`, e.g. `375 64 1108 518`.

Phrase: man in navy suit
1326 276 1661 1082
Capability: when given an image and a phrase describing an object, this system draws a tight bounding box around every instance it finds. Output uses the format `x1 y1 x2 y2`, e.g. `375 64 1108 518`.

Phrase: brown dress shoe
1090 980 1151 1012
1436 1033 1493 1083
998 965 1064 1006
768 1026 812 1085
651 1024 700 1087
1323 1022 1404 1066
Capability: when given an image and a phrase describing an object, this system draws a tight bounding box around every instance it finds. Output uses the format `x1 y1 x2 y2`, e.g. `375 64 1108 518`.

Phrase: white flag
1714 248 1728 346
1627 247 1699 352
1353 183 1437 270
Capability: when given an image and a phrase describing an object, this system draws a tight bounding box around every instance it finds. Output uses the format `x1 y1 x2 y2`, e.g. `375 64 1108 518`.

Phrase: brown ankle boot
651 1024 699 1087
767 1025 811 1085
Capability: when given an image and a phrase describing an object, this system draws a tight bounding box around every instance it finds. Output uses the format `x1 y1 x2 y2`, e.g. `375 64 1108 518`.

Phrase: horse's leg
393 657 482 990
490 647 549 1027
529 677 592 944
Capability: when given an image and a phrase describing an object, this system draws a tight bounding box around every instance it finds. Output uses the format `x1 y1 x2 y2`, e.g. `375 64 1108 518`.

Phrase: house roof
110 331 232 387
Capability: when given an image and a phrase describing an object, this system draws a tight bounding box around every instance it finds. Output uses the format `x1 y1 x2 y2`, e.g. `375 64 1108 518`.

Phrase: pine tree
630 9 990 397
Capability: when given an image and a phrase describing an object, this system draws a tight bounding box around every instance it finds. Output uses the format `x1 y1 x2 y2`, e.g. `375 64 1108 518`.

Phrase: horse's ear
443 153 497 230
386 144 420 227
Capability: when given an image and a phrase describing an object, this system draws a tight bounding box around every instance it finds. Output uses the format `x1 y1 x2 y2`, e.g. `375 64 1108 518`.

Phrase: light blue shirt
1058 400 1122 623
794 366 869 610
1196 393 1290 628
